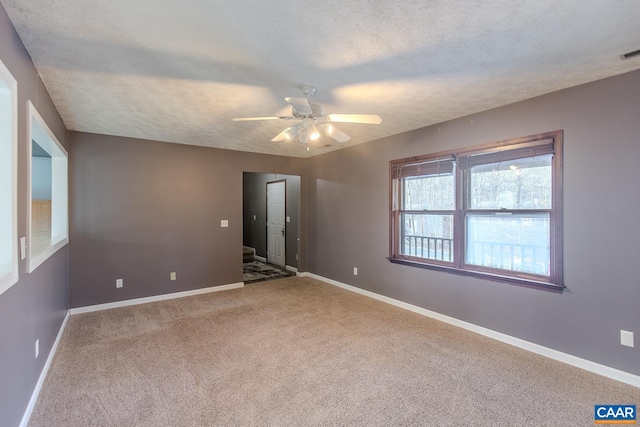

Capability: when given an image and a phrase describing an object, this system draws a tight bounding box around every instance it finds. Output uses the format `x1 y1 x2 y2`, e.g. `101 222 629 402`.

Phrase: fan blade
326 125 351 143
232 116 294 121
271 127 292 142
327 114 382 124
309 102 324 115
285 97 312 115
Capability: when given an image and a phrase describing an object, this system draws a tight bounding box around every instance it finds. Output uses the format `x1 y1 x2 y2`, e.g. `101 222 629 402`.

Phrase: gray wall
307 69 640 376
243 172 300 268
0 3 69 426
69 132 307 308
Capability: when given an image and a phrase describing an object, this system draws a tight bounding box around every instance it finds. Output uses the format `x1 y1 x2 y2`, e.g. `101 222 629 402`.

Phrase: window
0 59 18 295
27 101 68 273
390 131 563 292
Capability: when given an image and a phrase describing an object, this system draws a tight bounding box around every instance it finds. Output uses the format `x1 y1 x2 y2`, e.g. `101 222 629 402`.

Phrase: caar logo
595 405 636 424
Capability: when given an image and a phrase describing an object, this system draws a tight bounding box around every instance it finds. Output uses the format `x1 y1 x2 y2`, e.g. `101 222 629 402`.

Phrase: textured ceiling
3 0 640 158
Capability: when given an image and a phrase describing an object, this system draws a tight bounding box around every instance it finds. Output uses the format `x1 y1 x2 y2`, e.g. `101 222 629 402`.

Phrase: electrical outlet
116 278 123 288
170 272 177 281
221 219 229 228
621 330 634 348
35 339 39 358
353 267 358 276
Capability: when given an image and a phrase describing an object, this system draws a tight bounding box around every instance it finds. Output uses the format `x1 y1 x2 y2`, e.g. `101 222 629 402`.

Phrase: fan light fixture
284 125 301 141
308 124 320 141
326 123 334 135
233 85 382 149
294 121 320 145
299 128 310 145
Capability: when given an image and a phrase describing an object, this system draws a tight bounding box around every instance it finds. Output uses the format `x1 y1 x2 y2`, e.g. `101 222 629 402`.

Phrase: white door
267 181 286 267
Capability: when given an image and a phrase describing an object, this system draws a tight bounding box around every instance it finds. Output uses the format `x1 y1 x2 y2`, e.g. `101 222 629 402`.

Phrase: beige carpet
29 277 639 426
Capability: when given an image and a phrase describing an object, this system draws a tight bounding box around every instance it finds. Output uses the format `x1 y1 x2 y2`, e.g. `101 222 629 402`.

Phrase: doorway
267 180 286 267
242 172 301 282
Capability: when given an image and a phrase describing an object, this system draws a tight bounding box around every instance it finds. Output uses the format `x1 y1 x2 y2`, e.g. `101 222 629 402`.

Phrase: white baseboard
306 273 640 389
254 255 267 262
285 265 298 273
296 272 307 277
20 310 70 427
69 282 244 315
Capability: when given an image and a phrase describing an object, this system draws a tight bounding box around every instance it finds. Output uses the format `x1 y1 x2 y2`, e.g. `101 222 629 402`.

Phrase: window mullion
454 163 466 269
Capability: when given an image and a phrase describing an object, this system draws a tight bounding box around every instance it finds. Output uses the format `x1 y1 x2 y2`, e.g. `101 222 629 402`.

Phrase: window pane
401 213 454 262
468 154 552 209
403 174 455 210
466 213 550 275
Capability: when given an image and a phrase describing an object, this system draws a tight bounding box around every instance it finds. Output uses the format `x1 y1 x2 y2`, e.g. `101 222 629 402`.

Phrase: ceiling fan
232 85 382 145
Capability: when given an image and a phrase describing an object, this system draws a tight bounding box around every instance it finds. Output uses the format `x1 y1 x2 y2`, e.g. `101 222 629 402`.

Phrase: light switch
253 215 256 221
286 216 291 223
221 220 229 228
20 237 26 260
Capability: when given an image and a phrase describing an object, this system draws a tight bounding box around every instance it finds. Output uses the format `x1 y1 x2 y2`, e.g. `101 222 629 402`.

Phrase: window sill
28 237 68 273
388 257 564 293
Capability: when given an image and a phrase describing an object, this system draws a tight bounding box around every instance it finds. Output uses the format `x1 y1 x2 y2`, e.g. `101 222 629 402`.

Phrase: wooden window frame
389 131 564 293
